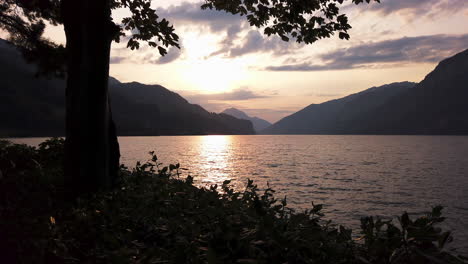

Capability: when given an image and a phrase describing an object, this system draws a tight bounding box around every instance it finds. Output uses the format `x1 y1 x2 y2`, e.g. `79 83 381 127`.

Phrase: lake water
12 135 468 254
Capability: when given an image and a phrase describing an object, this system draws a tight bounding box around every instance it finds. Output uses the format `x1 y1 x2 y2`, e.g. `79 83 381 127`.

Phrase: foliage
0 0 178 77
1 139 467 263
0 0 65 77
358 207 466 263
203 0 380 43
1 0 380 77
0 138 65 263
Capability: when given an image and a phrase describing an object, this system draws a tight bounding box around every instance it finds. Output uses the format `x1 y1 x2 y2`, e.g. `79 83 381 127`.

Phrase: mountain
264 48 468 135
111 81 255 135
262 82 416 134
349 49 468 135
221 108 272 132
0 39 254 137
0 39 66 136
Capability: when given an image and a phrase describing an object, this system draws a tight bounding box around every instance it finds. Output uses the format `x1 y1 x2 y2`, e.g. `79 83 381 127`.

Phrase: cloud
110 45 182 65
266 63 349 72
110 56 126 64
184 88 269 102
266 34 468 71
157 2 244 32
142 47 182 64
176 88 294 122
157 2 298 58
366 0 468 17
211 30 294 58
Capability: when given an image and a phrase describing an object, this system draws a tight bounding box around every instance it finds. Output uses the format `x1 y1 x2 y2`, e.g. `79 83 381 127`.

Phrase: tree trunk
61 0 120 195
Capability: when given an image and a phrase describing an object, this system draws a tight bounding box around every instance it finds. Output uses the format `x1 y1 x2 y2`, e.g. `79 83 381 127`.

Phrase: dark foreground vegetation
1 139 467 264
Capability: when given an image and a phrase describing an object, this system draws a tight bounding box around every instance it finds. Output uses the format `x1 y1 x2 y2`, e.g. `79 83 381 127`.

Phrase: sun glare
177 29 250 93
182 58 248 93
198 135 232 184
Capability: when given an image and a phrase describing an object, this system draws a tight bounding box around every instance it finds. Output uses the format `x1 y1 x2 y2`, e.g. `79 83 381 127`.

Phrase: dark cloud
213 30 292 58
366 0 467 17
157 2 244 32
266 34 468 71
158 2 297 58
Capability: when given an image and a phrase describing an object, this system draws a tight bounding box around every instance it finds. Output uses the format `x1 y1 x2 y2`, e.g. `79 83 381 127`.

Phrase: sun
182 57 248 93
177 29 250 93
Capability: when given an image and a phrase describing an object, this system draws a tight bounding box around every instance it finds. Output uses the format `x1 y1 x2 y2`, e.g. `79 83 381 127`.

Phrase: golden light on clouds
5 0 466 122
181 57 248 93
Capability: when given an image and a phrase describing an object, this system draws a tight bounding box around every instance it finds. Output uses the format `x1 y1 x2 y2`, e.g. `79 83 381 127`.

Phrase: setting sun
181 57 248 92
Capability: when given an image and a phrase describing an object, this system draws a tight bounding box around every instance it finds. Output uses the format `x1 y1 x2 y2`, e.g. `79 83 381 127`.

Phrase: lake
12 135 468 254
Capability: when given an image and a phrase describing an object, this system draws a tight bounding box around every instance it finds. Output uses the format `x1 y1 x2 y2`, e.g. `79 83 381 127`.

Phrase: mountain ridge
0 39 255 137
347 48 468 134
262 48 468 135
262 81 416 134
221 108 272 132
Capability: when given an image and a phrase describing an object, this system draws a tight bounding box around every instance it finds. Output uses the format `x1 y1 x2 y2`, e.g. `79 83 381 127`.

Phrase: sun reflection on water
197 135 233 186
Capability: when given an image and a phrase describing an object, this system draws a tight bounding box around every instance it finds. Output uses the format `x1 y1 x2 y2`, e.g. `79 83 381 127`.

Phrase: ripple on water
12 135 468 255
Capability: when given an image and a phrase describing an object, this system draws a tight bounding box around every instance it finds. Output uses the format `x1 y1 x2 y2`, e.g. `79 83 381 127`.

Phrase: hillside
263 48 468 135
262 82 416 134
0 39 254 137
350 49 468 134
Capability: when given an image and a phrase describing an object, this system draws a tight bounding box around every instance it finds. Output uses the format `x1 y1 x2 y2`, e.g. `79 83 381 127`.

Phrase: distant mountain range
262 82 416 134
221 108 271 132
263 48 468 135
2 37 467 137
349 49 468 134
0 39 254 137
110 79 254 135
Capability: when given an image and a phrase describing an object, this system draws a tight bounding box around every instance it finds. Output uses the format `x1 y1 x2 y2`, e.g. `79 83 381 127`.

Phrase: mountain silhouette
0 39 254 137
221 108 271 132
349 49 468 134
262 82 416 134
263 48 468 135
110 80 254 135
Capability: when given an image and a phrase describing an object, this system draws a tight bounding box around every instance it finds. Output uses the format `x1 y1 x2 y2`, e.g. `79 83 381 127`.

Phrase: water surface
13 135 468 254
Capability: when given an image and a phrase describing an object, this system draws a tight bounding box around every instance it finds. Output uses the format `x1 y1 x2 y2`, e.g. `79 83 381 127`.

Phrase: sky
39 0 468 122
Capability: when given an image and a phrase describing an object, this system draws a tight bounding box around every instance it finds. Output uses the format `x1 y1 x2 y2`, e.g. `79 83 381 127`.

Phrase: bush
0 139 466 263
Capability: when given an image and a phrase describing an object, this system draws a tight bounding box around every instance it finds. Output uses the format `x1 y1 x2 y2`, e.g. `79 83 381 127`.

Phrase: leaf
158 46 167 56
339 32 350 40
223 180 231 185
169 164 176 171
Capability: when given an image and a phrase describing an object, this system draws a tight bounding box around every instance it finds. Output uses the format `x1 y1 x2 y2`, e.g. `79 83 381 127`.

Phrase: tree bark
61 0 120 195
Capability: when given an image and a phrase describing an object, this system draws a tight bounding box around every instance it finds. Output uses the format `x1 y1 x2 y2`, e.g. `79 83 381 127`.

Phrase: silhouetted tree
0 0 378 195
